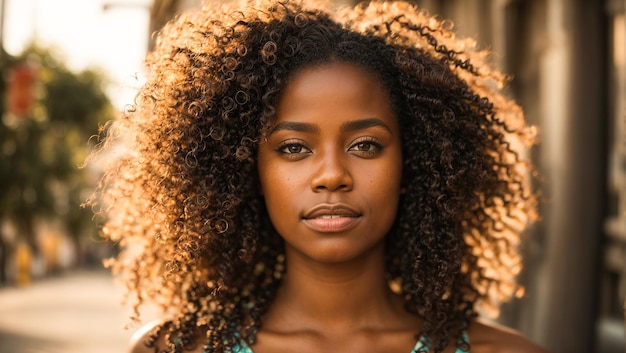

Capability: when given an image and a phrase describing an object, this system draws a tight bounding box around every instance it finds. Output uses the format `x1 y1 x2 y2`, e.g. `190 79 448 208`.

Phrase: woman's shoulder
129 318 548 353
129 320 209 353
467 318 550 353
129 320 162 353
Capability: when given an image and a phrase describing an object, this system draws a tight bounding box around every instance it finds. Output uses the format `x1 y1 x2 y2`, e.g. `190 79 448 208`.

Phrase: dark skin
130 63 548 353
255 62 413 353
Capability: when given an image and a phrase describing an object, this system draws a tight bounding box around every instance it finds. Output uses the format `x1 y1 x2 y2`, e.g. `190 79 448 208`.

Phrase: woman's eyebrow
341 118 392 133
270 121 321 134
269 117 392 135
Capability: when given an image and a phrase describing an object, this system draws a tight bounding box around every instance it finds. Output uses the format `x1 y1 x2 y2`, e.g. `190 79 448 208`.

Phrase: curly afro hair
88 0 537 352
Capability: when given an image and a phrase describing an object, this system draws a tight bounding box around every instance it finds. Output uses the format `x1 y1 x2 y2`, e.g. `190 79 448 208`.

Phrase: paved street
0 269 159 353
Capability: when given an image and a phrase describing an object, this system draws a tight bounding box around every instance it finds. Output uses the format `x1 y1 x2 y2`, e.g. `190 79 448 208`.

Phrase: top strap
412 331 470 353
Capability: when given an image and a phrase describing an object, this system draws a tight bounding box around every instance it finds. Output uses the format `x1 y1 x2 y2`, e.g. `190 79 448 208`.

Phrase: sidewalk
0 269 159 353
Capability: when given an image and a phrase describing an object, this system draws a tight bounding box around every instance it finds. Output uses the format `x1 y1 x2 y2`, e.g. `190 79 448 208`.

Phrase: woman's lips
302 204 362 233
303 216 361 233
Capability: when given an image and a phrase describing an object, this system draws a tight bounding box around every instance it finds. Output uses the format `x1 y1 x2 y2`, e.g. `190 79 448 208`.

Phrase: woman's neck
262 242 410 333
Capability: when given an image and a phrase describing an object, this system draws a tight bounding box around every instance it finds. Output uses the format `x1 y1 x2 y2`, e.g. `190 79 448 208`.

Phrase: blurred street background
0 269 159 353
0 0 625 353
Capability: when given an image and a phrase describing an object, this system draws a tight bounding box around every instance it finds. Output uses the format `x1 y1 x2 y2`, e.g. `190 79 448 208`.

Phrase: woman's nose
309 151 353 192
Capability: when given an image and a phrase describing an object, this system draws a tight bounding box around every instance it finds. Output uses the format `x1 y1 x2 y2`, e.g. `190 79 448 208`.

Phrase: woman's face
257 62 403 264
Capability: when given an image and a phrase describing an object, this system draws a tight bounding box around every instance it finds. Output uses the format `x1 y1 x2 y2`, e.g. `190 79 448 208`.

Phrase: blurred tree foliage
0 45 113 282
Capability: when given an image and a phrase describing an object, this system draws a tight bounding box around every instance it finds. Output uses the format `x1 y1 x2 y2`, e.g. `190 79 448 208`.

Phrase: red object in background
6 63 37 118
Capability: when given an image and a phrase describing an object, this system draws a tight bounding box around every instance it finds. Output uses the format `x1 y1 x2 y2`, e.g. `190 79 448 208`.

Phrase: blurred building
146 0 624 352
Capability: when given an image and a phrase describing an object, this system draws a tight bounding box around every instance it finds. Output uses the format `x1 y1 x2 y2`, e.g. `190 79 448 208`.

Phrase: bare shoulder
468 318 550 353
129 320 208 353
129 320 163 353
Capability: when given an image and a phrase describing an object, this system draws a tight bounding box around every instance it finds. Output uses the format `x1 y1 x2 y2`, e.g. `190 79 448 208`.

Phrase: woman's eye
286 145 303 153
348 139 382 155
355 142 373 151
277 143 310 155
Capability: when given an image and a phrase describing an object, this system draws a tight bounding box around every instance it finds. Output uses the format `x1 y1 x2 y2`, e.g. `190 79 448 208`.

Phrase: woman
89 1 547 352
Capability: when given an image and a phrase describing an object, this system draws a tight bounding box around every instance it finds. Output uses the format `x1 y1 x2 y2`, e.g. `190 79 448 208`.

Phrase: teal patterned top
232 332 470 353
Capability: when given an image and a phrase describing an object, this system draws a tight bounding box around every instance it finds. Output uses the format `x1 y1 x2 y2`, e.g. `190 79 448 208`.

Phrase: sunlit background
4 0 151 108
0 1 624 353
